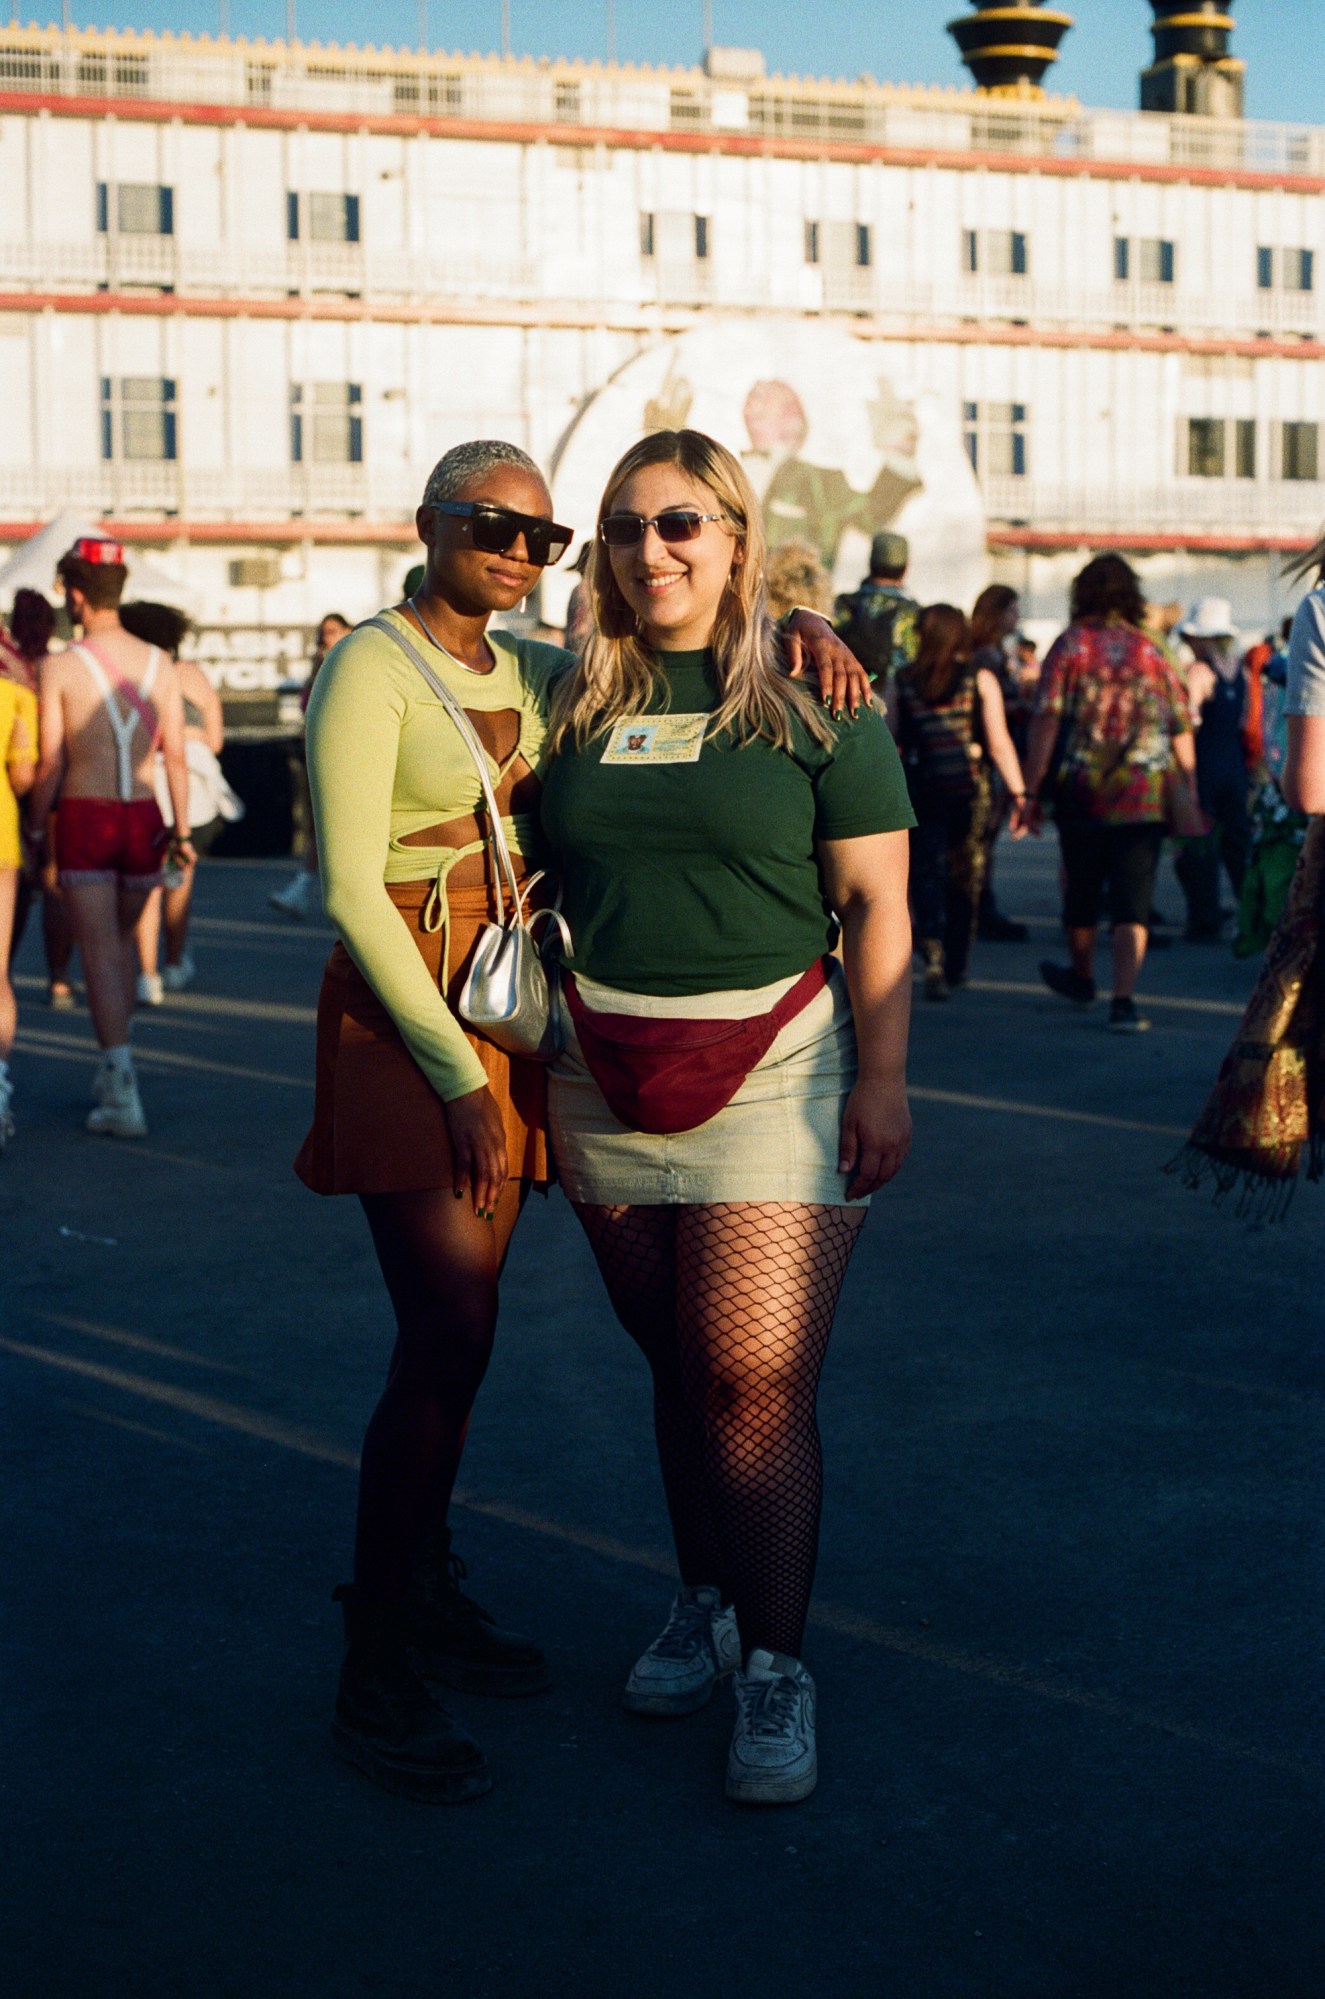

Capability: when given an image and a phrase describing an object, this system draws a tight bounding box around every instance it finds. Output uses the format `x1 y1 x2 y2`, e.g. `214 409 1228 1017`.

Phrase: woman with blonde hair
541 428 916 1805
295 434 867 1805
763 538 833 623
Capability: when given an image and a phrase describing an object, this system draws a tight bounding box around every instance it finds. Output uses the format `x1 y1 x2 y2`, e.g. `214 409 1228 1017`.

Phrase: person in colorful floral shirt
1022 554 1199 1033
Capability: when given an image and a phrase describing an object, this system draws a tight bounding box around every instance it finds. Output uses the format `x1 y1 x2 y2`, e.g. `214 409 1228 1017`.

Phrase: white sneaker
269 871 320 920
623 1586 742 1716
0 1072 14 1151
136 972 165 1007
160 952 195 993
86 1064 147 1139
725 1648 818 1805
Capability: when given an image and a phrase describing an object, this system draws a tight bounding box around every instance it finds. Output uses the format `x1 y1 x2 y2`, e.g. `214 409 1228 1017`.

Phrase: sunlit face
415 462 555 617
605 463 740 653
316 615 351 659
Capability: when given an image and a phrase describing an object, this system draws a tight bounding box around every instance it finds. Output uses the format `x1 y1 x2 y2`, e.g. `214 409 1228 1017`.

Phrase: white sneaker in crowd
269 871 320 921
623 1585 742 1716
725 1648 818 1805
136 971 165 1007
160 952 196 993
0 1068 14 1151
86 1061 148 1139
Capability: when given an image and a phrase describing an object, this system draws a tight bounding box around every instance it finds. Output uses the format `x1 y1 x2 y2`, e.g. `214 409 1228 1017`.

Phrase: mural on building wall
546 318 988 622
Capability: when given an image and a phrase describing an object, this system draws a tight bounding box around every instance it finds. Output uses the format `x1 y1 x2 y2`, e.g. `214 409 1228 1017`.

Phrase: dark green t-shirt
540 649 915 996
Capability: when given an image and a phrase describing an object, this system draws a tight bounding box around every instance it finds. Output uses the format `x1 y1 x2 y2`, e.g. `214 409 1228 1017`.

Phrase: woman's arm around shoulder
817 829 913 1199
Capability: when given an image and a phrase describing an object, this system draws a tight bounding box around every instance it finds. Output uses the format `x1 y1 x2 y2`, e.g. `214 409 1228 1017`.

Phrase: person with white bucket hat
1173 596 1252 943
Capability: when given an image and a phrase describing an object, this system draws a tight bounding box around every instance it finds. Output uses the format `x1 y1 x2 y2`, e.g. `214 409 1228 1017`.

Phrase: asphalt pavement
1 844 1320 1999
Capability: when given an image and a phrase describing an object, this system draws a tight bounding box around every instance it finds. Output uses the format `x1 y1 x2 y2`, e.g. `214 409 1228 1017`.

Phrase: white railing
982 477 1325 537
0 462 424 519
0 29 1320 178
1 235 1321 339
4 463 1322 540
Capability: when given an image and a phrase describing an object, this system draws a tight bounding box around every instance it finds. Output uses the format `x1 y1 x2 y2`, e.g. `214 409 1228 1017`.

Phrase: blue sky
38 3 1324 127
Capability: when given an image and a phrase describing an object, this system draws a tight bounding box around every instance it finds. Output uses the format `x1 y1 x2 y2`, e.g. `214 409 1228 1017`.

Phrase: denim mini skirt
549 957 867 1208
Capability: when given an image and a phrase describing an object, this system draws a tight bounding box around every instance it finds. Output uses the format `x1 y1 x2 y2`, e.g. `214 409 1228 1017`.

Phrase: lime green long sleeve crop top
304 606 570 1101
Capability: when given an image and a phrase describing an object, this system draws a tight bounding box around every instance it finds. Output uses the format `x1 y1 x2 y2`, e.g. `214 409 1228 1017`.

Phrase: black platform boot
331 1583 492 1803
404 1527 552 1697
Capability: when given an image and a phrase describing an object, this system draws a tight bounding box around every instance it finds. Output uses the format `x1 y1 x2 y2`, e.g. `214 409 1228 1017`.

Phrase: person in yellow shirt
0 669 38 1146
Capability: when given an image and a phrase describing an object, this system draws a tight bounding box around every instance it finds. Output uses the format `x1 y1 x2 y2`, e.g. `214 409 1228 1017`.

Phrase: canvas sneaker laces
623 1586 741 1716
725 1648 818 1806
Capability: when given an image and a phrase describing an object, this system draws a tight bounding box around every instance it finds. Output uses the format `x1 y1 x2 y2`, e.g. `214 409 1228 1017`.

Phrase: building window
1281 422 1319 482
287 193 361 244
1114 236 1129 281
1259 247 1315 293
855 223 872 270
1186 418 1226 477
1235 419 1257 479
640 211 655 259
694 215 710 261
965 229 1028 277
1139 237 1176 284
290 383 363 465
1284 248 1315 293
964 401 1029 477
669 88 704 129
553 80 580 121
96 181 174 235
100 376 177 461
804 220 820 265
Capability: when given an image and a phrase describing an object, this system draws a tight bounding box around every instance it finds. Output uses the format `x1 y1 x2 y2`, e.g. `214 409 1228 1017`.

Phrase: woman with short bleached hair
540 428 916 1806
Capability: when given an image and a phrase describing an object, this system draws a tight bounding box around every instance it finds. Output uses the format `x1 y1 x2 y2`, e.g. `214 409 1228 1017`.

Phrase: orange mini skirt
294 877 552 1196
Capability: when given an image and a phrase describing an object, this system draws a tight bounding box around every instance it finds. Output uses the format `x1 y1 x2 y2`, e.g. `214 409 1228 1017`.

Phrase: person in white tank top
26 538 193 1138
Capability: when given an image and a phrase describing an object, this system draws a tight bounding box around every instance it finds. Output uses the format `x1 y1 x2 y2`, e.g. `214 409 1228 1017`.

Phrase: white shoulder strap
366 615 525 922
141 646 161 699
72 642 138 801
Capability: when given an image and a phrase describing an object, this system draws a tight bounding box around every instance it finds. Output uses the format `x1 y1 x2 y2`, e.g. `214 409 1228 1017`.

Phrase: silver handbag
367 616 571 1060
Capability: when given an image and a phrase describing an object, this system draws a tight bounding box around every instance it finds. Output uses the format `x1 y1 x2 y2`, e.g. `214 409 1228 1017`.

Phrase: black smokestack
947 2 1074 95
1141 3 1244 117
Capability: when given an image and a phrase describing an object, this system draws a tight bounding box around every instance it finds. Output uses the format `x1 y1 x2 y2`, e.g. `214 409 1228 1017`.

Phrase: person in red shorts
26 539 193 1137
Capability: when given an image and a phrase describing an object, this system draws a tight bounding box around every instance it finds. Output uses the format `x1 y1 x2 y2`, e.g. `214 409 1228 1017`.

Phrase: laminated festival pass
601 713 709 766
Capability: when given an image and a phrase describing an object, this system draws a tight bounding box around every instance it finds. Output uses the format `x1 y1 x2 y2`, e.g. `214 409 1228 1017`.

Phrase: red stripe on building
0 291 1319 363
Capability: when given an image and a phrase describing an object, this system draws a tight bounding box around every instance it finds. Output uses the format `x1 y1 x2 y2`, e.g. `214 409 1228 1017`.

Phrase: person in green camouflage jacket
833 533 921 693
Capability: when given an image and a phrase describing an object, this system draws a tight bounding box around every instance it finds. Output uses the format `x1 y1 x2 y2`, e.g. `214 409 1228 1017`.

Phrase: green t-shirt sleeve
305 633 488 1103
810 706 917 840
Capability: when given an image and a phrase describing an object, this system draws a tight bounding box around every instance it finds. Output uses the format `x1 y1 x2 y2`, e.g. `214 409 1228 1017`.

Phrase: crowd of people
2 446 1322 1814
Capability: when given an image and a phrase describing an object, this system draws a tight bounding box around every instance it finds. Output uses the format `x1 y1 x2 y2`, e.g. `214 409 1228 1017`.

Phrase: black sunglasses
428 499 573 569
599 509 727 549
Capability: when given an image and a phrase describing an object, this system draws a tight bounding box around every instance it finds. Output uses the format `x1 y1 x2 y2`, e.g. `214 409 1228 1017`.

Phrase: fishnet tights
575 1201 864 1659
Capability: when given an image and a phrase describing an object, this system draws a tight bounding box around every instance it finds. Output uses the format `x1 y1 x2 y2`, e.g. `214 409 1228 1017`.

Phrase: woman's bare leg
134 887 162 979
0 870 18 1060
162 863 196 966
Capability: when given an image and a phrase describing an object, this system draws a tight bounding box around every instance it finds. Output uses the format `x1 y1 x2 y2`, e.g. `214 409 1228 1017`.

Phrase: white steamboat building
0 2 1322 693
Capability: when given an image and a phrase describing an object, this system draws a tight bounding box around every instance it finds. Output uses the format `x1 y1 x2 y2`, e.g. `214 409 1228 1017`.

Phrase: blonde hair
764 539 833 621
547 429 835 755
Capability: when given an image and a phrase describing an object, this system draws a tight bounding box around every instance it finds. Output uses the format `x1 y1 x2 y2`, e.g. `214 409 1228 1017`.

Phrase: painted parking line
0 1328 1299 1777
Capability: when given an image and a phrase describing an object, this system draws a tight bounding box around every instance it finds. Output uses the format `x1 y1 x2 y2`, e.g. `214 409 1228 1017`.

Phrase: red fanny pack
562 958 830 1136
